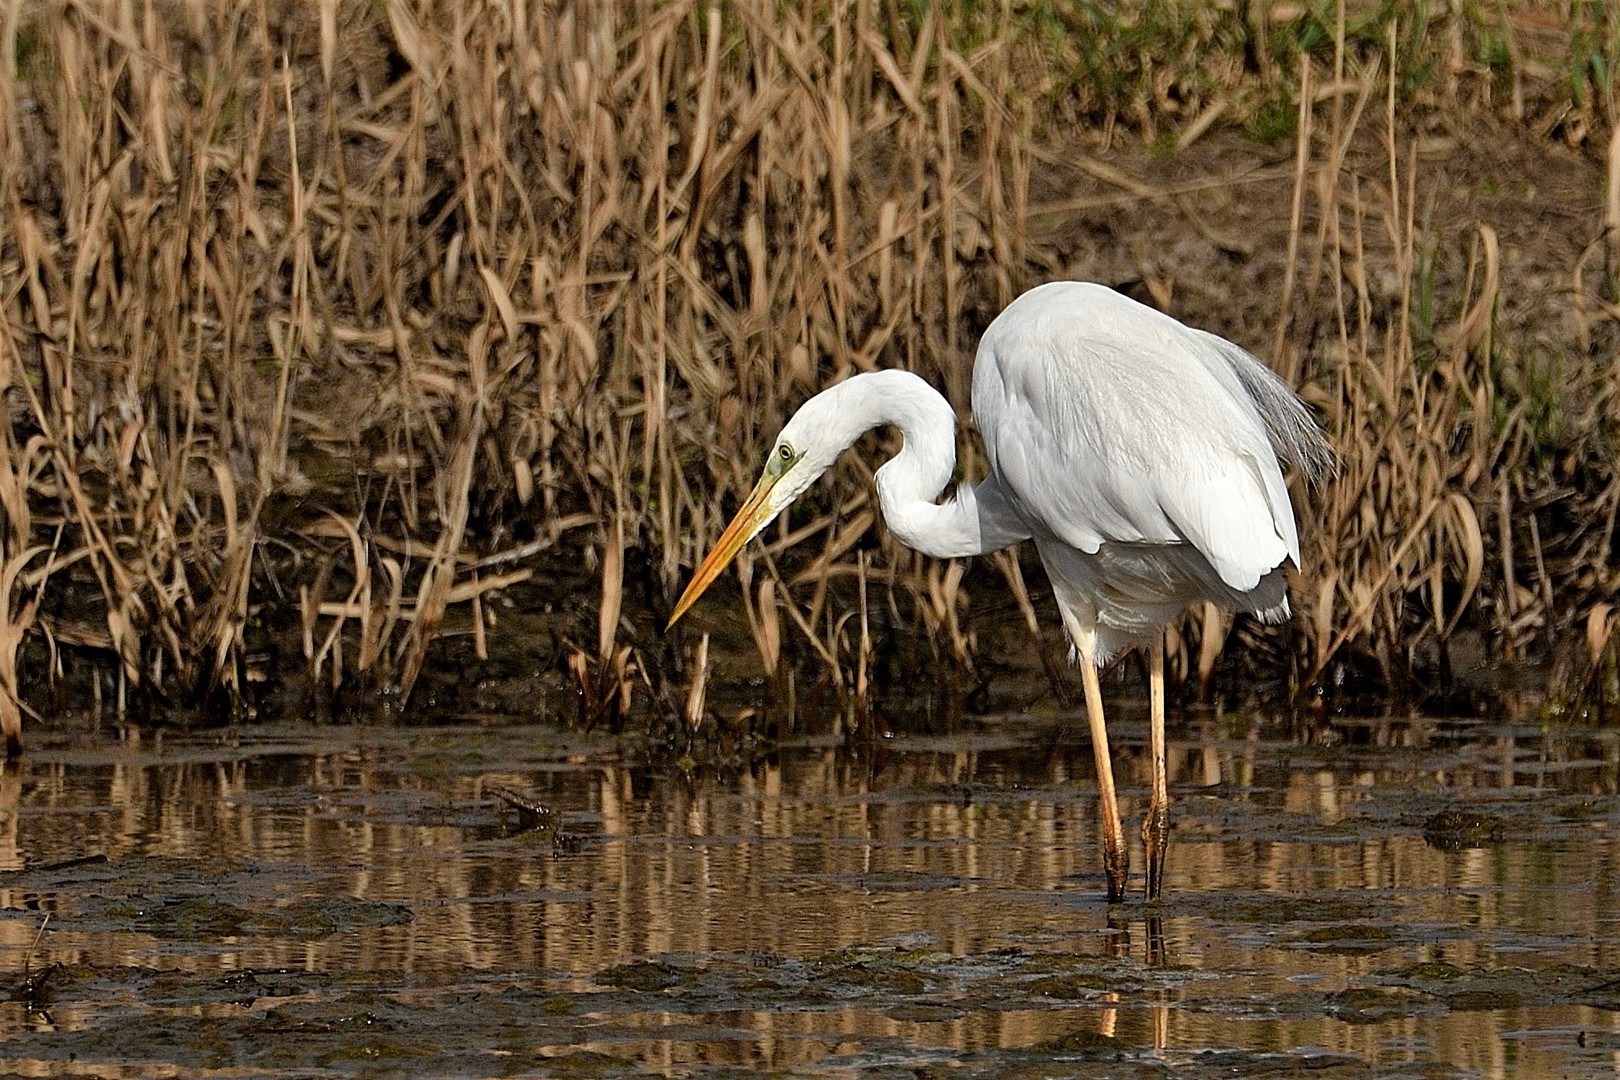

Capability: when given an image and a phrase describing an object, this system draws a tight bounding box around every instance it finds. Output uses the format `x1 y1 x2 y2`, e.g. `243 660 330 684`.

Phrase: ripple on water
0 715 1616 1078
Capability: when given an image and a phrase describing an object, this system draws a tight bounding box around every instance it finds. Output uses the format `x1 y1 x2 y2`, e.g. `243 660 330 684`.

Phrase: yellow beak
666 468 784 629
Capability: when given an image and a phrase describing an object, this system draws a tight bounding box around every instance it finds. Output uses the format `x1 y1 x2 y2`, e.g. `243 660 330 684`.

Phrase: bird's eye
778 443 794 462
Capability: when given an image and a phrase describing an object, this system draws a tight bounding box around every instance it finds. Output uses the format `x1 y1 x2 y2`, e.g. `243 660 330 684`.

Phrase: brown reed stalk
684 632 709 731
568 508 634 730
0 0 1612 733
0 432 48 756
736 557 781 680
1299 45 1503 683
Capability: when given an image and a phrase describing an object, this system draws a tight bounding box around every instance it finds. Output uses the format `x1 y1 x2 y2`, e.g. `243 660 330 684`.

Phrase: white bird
668 280 1331 901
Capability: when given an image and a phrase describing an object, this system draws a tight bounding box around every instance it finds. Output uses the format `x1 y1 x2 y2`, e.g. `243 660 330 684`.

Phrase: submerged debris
487 784 584 852
1421 808 1506 849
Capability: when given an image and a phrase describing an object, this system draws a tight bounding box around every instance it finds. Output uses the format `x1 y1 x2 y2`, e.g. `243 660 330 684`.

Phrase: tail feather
1197 330 1334 484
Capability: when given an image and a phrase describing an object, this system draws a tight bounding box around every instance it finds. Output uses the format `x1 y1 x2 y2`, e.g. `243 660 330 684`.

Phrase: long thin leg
1142 633 1170 902
1077 642 1128 902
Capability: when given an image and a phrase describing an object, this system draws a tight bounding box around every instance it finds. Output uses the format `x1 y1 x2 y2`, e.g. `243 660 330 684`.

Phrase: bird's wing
972 282 1303 594
961 471 1035 552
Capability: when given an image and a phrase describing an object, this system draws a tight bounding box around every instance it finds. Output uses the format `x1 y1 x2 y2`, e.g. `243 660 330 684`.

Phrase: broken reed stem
856 552 870 708
685 632 709 731
0 0 1611 741
599 514 625 663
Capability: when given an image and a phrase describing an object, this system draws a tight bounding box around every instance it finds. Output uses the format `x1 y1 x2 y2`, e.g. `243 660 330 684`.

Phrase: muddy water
0 709 1617 1078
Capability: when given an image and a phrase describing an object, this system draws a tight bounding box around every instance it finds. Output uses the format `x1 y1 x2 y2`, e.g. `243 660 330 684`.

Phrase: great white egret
668 280 1331 901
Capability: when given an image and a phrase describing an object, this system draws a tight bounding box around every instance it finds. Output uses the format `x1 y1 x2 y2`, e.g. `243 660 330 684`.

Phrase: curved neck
815 371 1016 559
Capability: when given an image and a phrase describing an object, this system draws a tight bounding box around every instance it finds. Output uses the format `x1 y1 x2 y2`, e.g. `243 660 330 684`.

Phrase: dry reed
0 1 1615 751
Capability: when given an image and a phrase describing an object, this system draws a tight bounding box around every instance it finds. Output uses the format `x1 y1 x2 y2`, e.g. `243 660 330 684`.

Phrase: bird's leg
1077 643 1128 902
1142 634 1170 902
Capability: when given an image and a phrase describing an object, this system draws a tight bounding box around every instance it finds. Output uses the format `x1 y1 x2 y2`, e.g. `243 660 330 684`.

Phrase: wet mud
0 710 1617 1077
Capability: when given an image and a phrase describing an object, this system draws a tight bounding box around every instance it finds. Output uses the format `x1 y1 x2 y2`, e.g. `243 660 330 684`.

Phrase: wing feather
971 282 1310 599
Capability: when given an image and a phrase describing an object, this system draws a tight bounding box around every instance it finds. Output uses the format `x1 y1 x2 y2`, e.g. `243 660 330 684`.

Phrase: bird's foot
1103 841 1130 903
1141 806 1170 902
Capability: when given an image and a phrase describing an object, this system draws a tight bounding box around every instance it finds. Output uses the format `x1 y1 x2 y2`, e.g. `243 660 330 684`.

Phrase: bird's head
666 396 848 628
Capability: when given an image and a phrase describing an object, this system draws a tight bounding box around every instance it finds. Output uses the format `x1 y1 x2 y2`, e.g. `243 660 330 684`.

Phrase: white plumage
971 282 1327 659
670 280 1331 901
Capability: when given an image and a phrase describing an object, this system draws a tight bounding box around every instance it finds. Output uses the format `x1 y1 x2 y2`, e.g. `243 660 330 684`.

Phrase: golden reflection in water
0 717 1615 1077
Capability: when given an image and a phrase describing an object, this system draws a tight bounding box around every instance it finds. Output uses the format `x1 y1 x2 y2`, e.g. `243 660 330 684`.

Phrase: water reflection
0 713 1616 1077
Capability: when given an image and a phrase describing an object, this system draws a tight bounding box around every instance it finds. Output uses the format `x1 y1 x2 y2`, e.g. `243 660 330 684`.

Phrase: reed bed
0 1 1615 747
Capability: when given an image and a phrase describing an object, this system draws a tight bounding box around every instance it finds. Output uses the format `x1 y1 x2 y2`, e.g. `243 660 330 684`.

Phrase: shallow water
0 708 1617 1078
